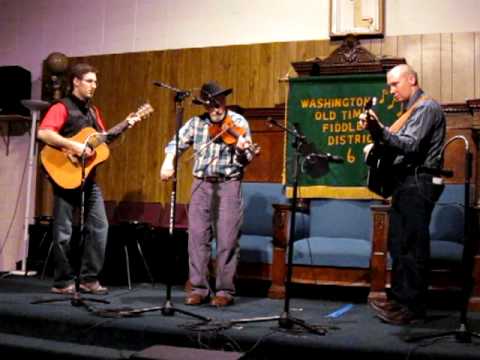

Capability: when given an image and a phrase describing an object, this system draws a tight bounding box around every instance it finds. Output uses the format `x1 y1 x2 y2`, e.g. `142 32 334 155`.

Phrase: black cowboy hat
192 81 233 105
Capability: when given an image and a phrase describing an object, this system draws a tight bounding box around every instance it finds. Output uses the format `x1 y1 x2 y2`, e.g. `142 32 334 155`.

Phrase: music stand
93 82 209 322
32 136 109 309
231 120 340 335
406 135 480 343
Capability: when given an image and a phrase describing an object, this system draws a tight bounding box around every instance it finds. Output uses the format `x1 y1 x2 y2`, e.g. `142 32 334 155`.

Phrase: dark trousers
389 174 444 314
52 181 108 288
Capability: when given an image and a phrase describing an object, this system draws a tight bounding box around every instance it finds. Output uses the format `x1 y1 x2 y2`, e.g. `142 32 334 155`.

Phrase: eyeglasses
81 78 98 85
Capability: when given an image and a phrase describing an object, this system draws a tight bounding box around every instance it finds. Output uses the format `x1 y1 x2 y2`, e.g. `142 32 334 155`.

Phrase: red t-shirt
39 102 107 132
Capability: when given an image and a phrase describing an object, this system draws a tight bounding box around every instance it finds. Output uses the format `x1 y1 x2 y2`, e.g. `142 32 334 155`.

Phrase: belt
403 166 452 178
195 176 239 183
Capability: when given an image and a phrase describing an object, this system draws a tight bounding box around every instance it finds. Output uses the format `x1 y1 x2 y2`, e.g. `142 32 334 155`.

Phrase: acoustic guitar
365 142 396 198
363 98 396 198
40 103 154 189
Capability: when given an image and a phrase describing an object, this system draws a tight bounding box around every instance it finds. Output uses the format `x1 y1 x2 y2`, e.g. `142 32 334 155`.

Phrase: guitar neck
93 102 153 144
105 119 130 143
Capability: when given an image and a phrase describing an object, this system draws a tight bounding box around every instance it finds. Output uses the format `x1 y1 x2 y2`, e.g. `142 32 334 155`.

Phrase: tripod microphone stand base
227 311 326 335
278 311 327 335
405 323 480 343
93 297 211 322
31 288 110 311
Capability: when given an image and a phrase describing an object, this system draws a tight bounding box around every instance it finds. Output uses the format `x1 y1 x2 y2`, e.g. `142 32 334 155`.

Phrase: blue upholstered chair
239 182 288 265
266 196 381 298
429 184 465 265
293 199 376 269
210 182 288 289
369 183 470 303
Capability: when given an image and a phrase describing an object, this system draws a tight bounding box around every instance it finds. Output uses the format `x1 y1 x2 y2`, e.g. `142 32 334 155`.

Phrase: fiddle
208 116 260 155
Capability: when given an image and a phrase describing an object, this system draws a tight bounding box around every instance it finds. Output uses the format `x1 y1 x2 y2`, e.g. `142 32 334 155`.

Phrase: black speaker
0 65 31 116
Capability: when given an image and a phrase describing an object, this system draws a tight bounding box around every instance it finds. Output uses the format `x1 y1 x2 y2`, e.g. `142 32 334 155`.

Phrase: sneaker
79 281 108 295
51 283 75 295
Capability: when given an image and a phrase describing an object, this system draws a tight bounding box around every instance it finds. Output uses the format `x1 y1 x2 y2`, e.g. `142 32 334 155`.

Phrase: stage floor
1 275 480 359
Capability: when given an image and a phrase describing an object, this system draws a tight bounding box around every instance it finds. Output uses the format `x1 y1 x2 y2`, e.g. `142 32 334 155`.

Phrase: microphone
192 95 220 107
153 81 191 96
192 96 210 106
306 152 344 163
364 96 377 111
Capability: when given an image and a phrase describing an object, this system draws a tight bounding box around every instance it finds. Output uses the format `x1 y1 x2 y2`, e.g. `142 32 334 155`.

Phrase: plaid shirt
165 110 254 178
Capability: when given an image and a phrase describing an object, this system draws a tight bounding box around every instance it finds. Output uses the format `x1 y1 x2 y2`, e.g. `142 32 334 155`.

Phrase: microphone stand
157 83 208 320
32 140 109 310
275 121 329 333
406 135 480 343
95 82 209 322
229 120 331 335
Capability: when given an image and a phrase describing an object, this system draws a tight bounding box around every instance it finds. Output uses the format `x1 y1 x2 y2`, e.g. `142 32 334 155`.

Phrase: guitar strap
389 95 429 134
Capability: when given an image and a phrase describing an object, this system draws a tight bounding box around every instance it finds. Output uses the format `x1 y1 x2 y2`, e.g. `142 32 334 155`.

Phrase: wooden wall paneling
116 52 145 201
129 52 157 202
219 46 240 104
165 49 194 205
294 40 319 65
397 35 422 82
147 50 168 203
49 33 480 208
249 43 275 108
475 32 480 99
238 105 286 183
142 51 160 200
366 38 383 57
271 42 297 105
231 44 253 107
207 46 230 97
421 34 442 101
247 121 284 183
440 33 454 103
114 53 147 202
380 35 398 58
452 32 475 102
142 51 162 203
172 47 206 204
94 54 130 200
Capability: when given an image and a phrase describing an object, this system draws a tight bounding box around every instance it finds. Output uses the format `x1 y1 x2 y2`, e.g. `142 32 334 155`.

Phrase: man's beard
210 111 226 123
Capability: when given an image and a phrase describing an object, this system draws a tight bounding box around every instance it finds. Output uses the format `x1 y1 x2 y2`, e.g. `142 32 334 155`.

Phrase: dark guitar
363 98 396 198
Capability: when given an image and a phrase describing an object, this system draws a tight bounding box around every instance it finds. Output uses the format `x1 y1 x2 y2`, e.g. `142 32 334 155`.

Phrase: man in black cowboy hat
160 80 255 307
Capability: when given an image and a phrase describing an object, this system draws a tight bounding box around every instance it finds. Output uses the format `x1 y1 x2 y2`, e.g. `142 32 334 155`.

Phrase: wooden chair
113 201 162 289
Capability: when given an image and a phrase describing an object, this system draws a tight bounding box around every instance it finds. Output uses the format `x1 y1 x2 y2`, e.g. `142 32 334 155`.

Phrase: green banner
286 74 402 199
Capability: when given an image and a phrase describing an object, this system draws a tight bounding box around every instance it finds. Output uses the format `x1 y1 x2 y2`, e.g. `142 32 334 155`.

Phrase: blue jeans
51 181 108 288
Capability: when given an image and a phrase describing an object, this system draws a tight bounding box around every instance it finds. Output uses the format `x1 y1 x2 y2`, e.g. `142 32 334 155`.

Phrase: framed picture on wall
329 0 385 40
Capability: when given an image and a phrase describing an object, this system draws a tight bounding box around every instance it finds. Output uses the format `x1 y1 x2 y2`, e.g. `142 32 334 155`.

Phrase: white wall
2 0 480 93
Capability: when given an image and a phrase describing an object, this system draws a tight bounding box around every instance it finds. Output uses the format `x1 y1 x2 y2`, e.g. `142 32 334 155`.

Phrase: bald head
387 64 420 102
388 64 418 85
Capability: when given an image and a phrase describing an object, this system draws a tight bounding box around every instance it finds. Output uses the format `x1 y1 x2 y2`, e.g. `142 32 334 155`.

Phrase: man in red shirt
38 63 140 295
